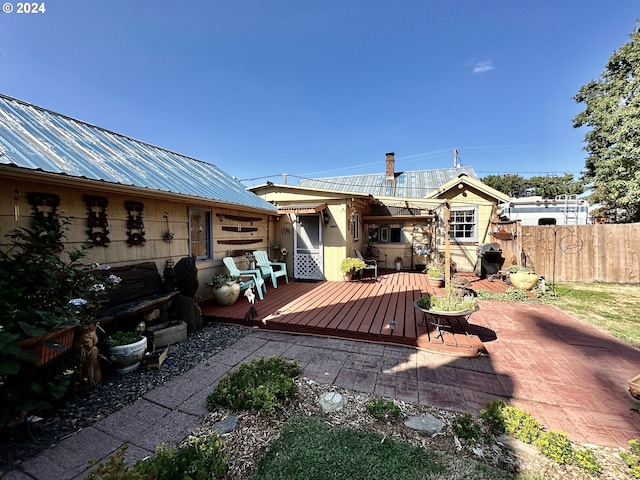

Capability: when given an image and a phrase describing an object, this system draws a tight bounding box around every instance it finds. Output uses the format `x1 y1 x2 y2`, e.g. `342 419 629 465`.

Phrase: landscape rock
404 414 446 434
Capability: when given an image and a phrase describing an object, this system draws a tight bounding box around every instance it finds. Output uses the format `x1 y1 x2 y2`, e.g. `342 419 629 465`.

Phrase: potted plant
340 257 366 281
415 289 478 315
0 204 121 423
207 273 241 306
426 261 446 288
244 251 257 270
104 327 148 374
507 265 539 291
395 256 403 271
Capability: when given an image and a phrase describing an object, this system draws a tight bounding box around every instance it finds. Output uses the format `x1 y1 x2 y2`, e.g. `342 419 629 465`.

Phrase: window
189 207 211 260
373 224 403 244
449 208 477 242
352 213 360 241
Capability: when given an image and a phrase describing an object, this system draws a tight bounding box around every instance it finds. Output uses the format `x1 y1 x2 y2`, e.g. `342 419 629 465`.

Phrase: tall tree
573 21 640 222
481 173 585 198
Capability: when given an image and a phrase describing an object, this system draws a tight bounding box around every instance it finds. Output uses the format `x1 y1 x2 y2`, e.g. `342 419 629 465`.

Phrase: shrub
533 430 574 465
452 413 488 443
620 439 640 478
479 399 507 434
85 436 228 480
206 356 301 414
366 398 401 420
501 405 543 444
573 447 602 474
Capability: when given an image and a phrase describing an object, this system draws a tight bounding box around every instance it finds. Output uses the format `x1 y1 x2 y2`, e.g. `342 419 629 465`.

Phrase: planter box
18 326 76 366
629 374 640 399
146 321 187 348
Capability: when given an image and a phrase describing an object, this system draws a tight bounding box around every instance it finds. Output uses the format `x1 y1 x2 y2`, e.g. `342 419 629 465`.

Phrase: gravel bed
0 323 251 475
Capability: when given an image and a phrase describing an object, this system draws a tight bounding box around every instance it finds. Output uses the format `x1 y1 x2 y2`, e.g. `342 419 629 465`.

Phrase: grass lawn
550 282 640 348
252 416 520 480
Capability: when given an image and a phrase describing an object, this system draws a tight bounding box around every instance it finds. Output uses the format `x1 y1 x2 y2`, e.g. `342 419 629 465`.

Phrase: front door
294 214 324 280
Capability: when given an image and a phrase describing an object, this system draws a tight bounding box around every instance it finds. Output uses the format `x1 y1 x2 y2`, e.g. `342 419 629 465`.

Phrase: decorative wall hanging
84 195 111 247
124 200 146 246
27 192 60 220
216 213 262 223
163 212 174 243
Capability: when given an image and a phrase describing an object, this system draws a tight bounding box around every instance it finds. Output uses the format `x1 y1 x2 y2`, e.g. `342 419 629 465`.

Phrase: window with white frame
449 207 477 242
352 213 360 241
189 207 212 260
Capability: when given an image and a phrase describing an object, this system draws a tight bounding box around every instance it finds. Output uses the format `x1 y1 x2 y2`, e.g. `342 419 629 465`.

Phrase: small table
413 301 480 346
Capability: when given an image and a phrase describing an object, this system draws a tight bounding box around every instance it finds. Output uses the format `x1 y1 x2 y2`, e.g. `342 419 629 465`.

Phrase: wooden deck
200 271 509 357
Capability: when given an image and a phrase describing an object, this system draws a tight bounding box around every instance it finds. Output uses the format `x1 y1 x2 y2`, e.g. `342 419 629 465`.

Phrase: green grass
252 416 520 480
550 282 640 348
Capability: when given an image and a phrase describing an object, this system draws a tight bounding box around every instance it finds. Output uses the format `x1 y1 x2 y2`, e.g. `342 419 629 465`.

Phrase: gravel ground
0 323 251 475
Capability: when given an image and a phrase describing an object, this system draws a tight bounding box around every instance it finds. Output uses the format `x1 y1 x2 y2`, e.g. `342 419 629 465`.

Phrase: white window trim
449 206 478 243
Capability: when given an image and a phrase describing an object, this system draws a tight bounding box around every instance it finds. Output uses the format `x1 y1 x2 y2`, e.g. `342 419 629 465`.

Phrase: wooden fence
491 224 640 284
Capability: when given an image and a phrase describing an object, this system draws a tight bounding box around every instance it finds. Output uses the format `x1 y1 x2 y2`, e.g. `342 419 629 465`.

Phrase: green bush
365 398 401 420
620 439 640 478
533 430 574 465
206 356 301 414
573 447 602 474
479 399 507 434
452 413 488 443
85 436 228 480
501 405 543 444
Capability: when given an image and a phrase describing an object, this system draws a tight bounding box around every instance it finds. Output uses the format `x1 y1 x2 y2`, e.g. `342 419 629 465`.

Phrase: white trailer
498 195 590 226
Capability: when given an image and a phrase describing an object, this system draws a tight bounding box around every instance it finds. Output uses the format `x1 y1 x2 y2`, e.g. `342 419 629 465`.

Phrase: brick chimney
385 152 395 181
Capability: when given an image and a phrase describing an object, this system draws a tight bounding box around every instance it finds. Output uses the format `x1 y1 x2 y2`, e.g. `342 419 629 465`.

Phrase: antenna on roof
453 149 461 168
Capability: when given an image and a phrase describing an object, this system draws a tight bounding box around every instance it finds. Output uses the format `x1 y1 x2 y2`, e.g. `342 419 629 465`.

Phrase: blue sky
1 1 638 187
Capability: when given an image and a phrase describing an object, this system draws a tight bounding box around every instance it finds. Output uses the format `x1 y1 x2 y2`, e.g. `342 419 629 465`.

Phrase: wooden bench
98 262 178 332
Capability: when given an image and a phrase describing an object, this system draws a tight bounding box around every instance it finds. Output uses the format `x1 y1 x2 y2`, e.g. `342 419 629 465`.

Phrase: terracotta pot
18 326 76 367
212 282 241 305
510 271 539 291
428 277 445 288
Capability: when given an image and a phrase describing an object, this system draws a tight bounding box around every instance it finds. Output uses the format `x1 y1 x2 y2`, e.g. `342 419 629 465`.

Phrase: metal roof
0 94 276 213
298 167 478 199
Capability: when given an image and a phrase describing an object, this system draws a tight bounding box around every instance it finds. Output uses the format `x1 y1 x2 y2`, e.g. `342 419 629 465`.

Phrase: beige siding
0 176 271 299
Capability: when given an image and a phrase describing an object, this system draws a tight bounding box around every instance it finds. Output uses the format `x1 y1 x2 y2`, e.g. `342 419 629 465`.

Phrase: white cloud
473 61 495 73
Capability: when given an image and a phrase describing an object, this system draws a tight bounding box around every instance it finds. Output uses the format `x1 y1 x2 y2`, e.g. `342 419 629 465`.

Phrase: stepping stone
404 414 446 434
212 415 237 434
318 392 345 412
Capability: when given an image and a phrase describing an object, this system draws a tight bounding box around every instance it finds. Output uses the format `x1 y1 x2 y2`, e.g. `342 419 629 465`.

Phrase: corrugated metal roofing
0 94 276 213
298 167 478 199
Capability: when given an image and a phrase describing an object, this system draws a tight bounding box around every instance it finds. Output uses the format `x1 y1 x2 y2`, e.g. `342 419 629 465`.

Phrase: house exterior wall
0 174 271 300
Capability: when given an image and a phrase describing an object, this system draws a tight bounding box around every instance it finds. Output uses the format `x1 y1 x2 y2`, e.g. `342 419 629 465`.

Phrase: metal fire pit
475 243 504 278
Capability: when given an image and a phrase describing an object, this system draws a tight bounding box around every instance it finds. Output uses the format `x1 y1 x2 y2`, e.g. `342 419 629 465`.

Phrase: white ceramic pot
213 282 241 306
395 262 402 271
107 336 147 373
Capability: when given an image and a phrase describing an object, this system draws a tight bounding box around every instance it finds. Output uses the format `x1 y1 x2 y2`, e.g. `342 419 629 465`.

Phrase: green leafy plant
416 289 478 312
506 264 529 274
366 398 402 420
104 331 142 347
206 273 240 289
85 436 228 480
452 413 488 442
573 447 602 474
500 405 543 444
426 261 445 278
479 399 507 434
0 205 120 425
620 439 640 478
206 356 301 414
340 257 366 275
476 288 530 302
533 430 574 465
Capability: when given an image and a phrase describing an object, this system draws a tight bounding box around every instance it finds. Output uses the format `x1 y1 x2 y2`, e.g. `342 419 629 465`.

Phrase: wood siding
492 224 640 283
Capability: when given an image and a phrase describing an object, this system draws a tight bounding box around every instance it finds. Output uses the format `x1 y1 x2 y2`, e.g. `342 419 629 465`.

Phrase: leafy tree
482 174 528 197
482 173 585 199
573 20 640 222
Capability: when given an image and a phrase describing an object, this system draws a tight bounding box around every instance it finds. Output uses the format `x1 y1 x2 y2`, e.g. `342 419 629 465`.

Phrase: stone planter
212 282 241 306
510 271 539 291
107 336 147 374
